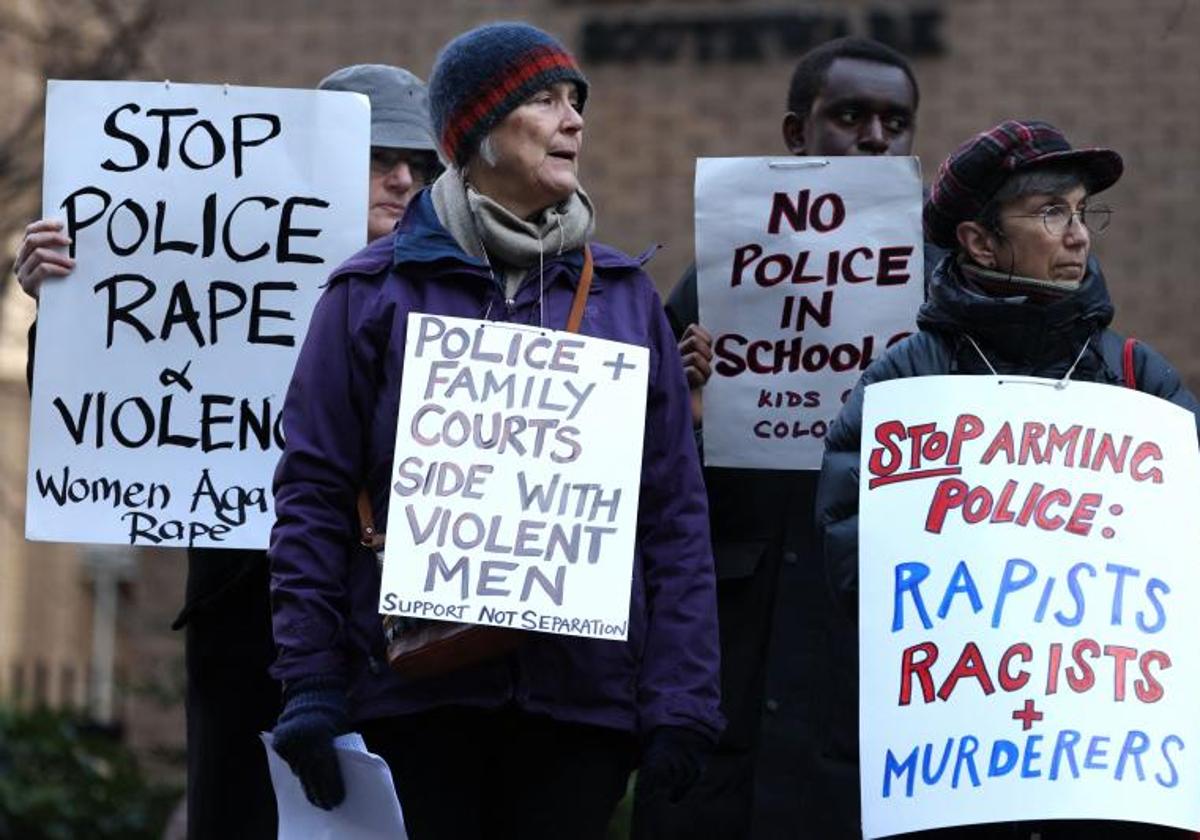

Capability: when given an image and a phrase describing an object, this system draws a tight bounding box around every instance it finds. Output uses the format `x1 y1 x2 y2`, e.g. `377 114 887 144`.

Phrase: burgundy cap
924 120 1123 248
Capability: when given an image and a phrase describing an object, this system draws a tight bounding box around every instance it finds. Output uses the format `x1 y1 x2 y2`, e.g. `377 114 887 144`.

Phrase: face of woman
991 185 1092 283
470 82 584 218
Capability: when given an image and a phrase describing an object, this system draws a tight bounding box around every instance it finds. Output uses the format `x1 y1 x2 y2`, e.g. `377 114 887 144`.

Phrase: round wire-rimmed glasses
1005 204 1113 236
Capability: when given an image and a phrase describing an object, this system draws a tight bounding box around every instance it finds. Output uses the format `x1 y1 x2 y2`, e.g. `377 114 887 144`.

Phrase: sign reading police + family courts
858 376 1200 837
695 156 923 470
380 314 649 640
26 80 368 548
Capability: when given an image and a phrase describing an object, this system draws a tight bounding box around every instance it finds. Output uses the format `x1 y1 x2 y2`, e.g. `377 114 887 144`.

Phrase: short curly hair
785 37 919 117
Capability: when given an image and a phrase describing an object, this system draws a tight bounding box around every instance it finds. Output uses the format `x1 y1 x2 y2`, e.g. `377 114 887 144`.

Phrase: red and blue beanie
924 120 1123 249
428 22 588 168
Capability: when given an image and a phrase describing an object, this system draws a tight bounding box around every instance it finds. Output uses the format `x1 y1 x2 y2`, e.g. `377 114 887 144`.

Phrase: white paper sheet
261 732 407 840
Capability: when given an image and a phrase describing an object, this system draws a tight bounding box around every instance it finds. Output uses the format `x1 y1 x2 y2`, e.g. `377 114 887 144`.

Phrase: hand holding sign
14 218 75 299
678 323 713 426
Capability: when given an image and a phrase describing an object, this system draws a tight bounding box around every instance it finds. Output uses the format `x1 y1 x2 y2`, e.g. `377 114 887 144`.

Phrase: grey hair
977 163 1087 232
476 133 499 168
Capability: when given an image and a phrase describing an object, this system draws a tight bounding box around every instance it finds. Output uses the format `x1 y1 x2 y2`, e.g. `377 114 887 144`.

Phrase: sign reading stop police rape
27 80 367 548
858 376 1200 837
380 314 649 640
696 156 923 469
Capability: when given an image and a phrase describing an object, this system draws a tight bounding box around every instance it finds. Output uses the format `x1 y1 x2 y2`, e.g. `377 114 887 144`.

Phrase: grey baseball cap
318 64 438 152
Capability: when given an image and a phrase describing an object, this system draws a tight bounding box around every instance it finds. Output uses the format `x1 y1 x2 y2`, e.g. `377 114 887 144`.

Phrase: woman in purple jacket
267 23 723 839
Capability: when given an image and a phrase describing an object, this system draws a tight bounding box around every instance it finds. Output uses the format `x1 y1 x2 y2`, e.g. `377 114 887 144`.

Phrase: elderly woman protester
266 22 723 840
816 121 1198 839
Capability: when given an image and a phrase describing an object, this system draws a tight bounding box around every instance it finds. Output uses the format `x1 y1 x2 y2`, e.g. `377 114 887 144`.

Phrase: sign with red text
380 314 649 640
696 156 923 469
26 80 368 548
859 376 1200 837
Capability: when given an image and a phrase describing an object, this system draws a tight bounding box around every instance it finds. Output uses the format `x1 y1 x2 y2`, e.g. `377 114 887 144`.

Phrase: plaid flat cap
924 120 1123 249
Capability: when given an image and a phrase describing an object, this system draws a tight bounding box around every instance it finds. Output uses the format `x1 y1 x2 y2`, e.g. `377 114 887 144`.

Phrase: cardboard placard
380 314 649 640
859 375 1200 837
26 80 368 548
696 156 923 470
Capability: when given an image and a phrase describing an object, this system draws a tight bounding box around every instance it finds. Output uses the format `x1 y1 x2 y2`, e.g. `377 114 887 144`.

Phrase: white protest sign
380 314 649 640
858 375 1200 837
27 80 368 548
696 156 923 470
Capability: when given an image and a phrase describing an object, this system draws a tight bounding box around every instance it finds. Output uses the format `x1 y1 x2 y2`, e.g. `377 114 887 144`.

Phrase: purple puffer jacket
268 190 724 740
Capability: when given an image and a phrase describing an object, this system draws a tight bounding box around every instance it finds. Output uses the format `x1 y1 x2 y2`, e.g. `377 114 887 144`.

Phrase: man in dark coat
662 36 923 838
14 64 441 839
816 119 1199 839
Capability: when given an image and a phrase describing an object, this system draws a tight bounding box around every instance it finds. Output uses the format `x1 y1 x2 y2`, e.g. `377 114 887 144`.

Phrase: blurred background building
1 0 1197 804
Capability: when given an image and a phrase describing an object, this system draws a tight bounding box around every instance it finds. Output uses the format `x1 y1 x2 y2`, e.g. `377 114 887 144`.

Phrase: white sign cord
967 332 1094 391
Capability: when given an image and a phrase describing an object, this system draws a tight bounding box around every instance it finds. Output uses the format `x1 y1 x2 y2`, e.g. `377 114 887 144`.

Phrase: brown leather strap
357 489 385 549
566 245 593 334
359 245 594 545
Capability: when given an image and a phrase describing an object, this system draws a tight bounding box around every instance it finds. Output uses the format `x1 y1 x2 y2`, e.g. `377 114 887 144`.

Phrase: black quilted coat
817 255 1200 617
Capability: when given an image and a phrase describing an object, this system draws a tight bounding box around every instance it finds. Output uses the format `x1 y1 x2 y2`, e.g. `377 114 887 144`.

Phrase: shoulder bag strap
358 489 385 549
1122 336 1138 389
566 244 593 334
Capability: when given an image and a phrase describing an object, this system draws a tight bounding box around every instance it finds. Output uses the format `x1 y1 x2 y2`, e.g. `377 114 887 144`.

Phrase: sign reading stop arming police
380 314 649 640
26 80 367 548
858 376 1200 837
695 156 923 470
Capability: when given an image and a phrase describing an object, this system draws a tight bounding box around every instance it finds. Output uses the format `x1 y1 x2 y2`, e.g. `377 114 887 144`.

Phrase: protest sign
26 80 367 548
380 314 649 641
858 375 1200 837
695 156 923 469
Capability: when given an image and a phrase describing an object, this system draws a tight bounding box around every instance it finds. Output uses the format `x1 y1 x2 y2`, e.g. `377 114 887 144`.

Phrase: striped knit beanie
428 22 588 168
924 120 1123 249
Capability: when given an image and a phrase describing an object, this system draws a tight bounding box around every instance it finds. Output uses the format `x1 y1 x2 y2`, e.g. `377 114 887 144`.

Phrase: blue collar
391 189 488 272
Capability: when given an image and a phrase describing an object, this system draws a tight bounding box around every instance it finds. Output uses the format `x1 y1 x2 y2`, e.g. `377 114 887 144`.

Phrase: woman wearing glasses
816 123 1199 838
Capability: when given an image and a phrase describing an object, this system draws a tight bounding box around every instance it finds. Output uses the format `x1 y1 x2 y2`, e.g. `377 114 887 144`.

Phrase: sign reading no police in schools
696 156 923 470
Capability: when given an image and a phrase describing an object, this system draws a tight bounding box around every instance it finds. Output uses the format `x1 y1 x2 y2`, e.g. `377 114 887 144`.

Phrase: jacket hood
917 253 1114 368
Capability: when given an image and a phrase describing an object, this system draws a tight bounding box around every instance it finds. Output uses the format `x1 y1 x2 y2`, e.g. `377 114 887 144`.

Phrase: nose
857 116 888 155
1064 212 1090 247
562 103 584 133
383 161 415 192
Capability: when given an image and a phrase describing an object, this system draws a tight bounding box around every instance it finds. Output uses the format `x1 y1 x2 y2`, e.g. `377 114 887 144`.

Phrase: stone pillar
83 546 136 724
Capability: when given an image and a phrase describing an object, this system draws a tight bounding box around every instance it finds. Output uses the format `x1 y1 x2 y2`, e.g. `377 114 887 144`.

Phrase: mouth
376 202 406 213
548 150 577 162
1054 263 1085 281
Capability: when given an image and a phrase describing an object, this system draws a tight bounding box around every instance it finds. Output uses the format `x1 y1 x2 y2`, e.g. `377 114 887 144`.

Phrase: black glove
271 675 349 810
635 726 710 805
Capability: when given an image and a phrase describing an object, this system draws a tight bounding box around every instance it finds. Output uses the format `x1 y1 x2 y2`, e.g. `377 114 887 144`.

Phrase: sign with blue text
696 155 923 470
27 80 368 548
859 375 1200 837
380 314 649 640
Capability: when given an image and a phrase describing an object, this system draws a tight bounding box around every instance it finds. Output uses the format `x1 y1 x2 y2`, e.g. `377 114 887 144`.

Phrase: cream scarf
431 169 595 298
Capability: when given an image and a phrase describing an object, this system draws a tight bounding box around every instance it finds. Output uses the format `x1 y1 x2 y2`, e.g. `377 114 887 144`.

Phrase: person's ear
957 221 1000 268
781 111 806 155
